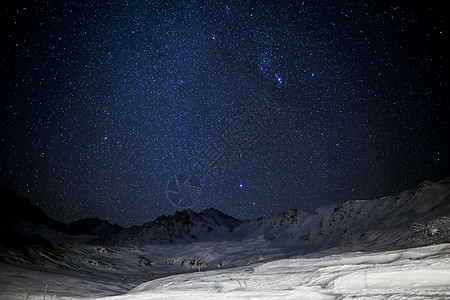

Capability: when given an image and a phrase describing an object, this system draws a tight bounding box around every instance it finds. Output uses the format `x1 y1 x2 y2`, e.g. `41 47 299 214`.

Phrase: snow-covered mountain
94 177 450 250
2 178 448 249
0 178 449 299
95 208 243 245
233 178 450 252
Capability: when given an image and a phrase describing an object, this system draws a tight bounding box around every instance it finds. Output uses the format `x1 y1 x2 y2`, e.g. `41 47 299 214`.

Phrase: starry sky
1 0 449 227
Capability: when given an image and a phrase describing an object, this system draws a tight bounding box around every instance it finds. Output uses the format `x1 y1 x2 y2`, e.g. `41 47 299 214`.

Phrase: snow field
95 243 450 300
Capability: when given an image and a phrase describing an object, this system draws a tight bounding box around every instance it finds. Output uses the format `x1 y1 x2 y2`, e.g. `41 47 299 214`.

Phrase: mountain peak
67 218 123 236
201 207 223 215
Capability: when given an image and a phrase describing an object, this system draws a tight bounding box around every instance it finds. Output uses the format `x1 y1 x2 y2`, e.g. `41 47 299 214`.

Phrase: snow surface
1 243 449 299
99 243 450 300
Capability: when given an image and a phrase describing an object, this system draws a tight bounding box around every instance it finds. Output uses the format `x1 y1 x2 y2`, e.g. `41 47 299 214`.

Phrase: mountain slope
0 187 67 248
0 187 64 230
67 218 123 237
100 208 243 245
233 178 450 252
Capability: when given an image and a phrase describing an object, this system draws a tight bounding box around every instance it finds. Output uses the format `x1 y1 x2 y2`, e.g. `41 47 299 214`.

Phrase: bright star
275 74 282 83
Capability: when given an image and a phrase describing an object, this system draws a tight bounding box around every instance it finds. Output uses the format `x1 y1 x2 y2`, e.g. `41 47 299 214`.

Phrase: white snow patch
93 243 450 300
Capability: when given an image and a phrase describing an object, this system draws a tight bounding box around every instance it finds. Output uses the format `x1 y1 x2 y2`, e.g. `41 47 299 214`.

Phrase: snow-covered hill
107 243 450 300
233 178 450 252
0 177 449 299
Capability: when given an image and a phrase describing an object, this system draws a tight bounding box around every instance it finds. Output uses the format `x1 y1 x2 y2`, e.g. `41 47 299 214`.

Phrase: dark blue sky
1 0 449 226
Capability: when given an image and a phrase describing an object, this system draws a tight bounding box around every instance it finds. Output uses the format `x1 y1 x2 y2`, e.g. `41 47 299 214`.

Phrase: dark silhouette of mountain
0 186 122 247
67 218 123 236
0 186 64 230
0 186 65 247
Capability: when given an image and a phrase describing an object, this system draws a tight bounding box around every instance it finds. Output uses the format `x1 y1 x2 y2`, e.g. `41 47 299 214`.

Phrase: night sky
1 0 449 227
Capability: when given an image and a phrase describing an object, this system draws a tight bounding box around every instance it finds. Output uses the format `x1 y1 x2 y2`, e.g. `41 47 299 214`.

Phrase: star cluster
1 0 448 226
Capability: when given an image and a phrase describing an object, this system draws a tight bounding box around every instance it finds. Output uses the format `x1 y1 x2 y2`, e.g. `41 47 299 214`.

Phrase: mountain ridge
1 177 449 249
